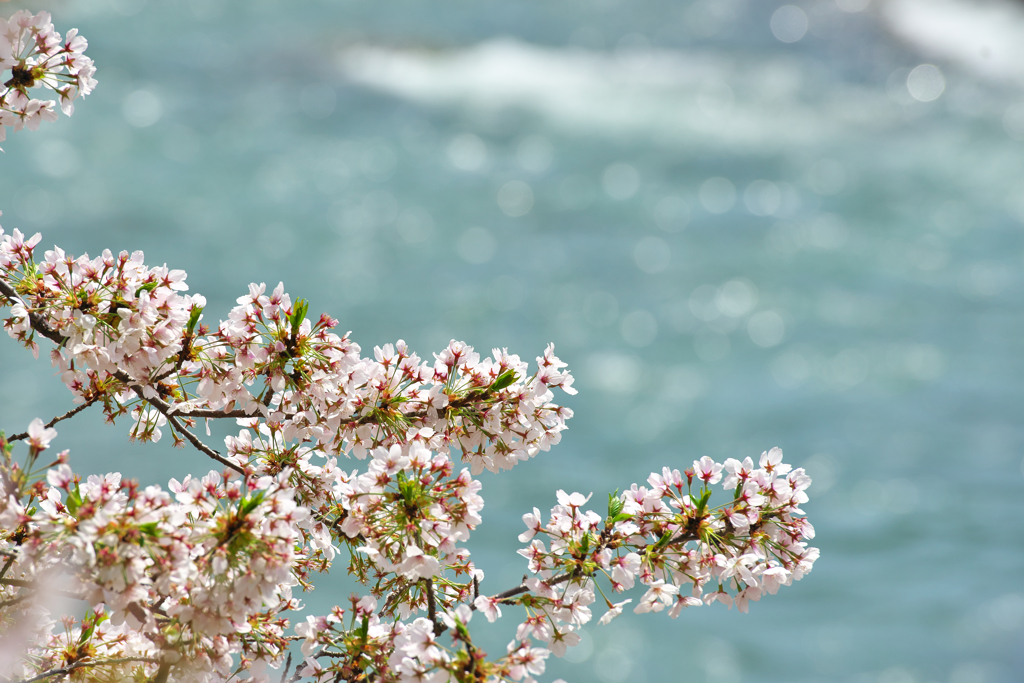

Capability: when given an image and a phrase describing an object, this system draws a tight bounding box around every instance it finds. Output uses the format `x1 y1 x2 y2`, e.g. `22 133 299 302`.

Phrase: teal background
1 1 1022 682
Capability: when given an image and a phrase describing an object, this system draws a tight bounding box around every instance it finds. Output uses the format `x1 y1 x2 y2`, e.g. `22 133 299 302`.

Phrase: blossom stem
425 577 439 634
0 279 66 345
11 658 161 683
0 577 86 600
7 398 99 442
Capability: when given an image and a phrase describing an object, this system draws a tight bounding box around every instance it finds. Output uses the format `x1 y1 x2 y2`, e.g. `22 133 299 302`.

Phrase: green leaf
186 305 203 335
455 619 470 640
290 299 309 337
607 490 623 519
238 490 266 518
134 281 159 297
694 489 713 516
67 483 82 517
490 369 519 392
78 621 95 644
78 607 108 644
138 522 161 538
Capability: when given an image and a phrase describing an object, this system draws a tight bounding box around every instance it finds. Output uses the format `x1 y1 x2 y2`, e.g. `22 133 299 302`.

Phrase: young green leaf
185 305 203 335
134 281 159 297
607 489 623 519
238 490 266 518
66 483 82 517
490 369 519 392
290 298 309 337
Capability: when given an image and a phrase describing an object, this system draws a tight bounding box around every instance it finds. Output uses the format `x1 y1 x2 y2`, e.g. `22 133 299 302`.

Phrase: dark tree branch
7 398 99 442
483 571 577 608
425 578 439 635
666 531 699 546
279 653 292 683
0 279 66 346
0 577 85 600
165 414 245 476
0 280 244 473
0 592 32 609
152 661 171 683
166 406 255 419
9 657 159 683
109 371 245 475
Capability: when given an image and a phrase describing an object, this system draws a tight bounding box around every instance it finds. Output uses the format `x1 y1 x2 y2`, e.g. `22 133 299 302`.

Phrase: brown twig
425 578 439 635
666 531 699 546
109 371 245 475
0 279 66 346
0 592 32 609
7 398 99 442
0 283 245 474
0 577 86 601
166 406 255 419
10 657 160 683
152 661 171 683
164 414 245 476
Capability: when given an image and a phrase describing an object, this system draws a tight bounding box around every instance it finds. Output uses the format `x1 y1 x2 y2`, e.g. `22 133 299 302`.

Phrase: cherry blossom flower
598 599 632 625
693 455 724 485
0 220 817 682
474 595 503 622
0 11 95 144
25 417 56 450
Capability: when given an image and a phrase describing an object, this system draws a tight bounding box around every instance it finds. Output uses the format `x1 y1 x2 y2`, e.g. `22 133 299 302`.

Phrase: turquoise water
1 1 1023 681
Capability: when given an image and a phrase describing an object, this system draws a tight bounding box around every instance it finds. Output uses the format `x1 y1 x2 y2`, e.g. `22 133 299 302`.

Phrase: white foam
879 0 1024 88
336 39 892 150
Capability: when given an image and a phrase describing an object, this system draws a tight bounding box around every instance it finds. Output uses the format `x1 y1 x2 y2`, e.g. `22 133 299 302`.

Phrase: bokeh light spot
457 226 496 264
497 180 534 217
633 236 670 273
699 177 736 214
748 310 785 347
122 89 162 128
516 134 554 173
771 6 809 43
621 310 658 347
906 64 945 102
652 196 691 232
447 133 487 171
603 162 641 200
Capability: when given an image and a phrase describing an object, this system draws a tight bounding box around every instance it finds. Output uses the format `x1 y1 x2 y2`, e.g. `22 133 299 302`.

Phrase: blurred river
1 0 1023 681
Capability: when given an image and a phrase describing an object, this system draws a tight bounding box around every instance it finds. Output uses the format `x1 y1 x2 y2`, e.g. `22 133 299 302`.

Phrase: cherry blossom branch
165 414 245 475
0 577 85 600
7 398 99 442
165 406 253 419
10 658 162 683
666 531 699 546
151 661 171 683
425 577 439 634
487 571 575 605
0 592 32 609
172 390 515 424
109 370 245 475
0 279 66 346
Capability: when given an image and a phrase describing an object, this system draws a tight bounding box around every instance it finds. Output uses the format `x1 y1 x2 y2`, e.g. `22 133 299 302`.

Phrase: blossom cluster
333 448 817 683
0 422 308 681
0 10 95 144
0 227 574 477
0 222 818 682
0 8 819 682
0 226 584 682
514 450 816 630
